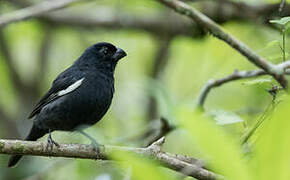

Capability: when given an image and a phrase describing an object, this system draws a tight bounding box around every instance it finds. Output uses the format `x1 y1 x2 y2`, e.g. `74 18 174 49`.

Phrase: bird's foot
46 133 60 153
90 140 104 154
78 130 104 153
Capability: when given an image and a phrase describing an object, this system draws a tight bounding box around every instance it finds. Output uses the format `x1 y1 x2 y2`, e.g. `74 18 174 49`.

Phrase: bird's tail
8 125 48 168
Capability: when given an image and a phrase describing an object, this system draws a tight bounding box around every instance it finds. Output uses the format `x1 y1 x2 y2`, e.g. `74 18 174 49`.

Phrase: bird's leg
78 130 103 152
46 129 60 153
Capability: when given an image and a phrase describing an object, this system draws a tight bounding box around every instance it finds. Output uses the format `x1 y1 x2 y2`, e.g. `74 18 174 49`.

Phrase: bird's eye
103 48 108 55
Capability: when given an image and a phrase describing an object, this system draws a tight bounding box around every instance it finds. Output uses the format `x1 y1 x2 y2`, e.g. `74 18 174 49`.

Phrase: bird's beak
113 48 127 61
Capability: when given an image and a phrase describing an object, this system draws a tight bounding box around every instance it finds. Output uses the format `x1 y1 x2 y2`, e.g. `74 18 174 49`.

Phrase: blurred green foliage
1 0 290 180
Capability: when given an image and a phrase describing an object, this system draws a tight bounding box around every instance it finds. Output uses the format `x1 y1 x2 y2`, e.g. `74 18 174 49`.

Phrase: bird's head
75 42 127 72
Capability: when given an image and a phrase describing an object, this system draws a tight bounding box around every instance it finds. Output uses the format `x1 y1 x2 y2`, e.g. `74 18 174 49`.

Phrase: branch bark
0 138 221 180
0 0 85 28
157 0 288 88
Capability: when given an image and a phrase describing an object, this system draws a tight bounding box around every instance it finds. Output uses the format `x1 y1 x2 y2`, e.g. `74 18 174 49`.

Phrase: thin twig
279 0 286 12
197 69 266 108
0 0 85 28
0 139 221 180
197 64 290 108
142 117 176 147
240 101 276 145
157 0 288 88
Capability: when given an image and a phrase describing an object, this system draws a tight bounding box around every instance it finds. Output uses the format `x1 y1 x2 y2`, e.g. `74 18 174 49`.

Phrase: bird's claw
90 141 104 154
46 134 60 154
78 130 104 153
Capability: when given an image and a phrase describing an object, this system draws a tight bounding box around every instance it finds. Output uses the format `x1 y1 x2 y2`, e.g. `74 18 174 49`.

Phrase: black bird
8 42 127 167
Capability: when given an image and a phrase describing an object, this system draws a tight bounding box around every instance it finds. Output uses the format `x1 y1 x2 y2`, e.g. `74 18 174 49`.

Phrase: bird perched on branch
8 42 127 167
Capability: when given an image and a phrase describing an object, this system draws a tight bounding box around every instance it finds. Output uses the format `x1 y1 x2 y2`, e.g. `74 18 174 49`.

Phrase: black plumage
8 42 127 167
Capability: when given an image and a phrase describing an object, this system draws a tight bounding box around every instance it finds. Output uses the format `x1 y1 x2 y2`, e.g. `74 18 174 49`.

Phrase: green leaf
270 17 290 25
210 110 244 125
253 97 290 180
265 40 280 49
267 52 289 61
177 107 253 180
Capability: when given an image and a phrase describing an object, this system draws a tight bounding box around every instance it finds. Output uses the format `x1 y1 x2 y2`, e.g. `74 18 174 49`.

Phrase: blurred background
0 0 289 179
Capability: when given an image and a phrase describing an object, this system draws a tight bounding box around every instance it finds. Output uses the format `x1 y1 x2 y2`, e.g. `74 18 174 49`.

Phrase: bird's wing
28 68 85 119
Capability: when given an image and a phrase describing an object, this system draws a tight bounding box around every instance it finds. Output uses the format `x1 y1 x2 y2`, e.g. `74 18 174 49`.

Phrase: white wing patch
57 78 85 96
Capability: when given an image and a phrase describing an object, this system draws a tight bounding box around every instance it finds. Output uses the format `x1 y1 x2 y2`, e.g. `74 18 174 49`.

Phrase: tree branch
38 2 290 37
0 0 85 28
200 1 290 24
142 117 176 147
157 0 288 88
0 138 221 180
197 70 266 108
279 0 286 12
197 63 290 108
4 0 290 39
43 11 203 37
